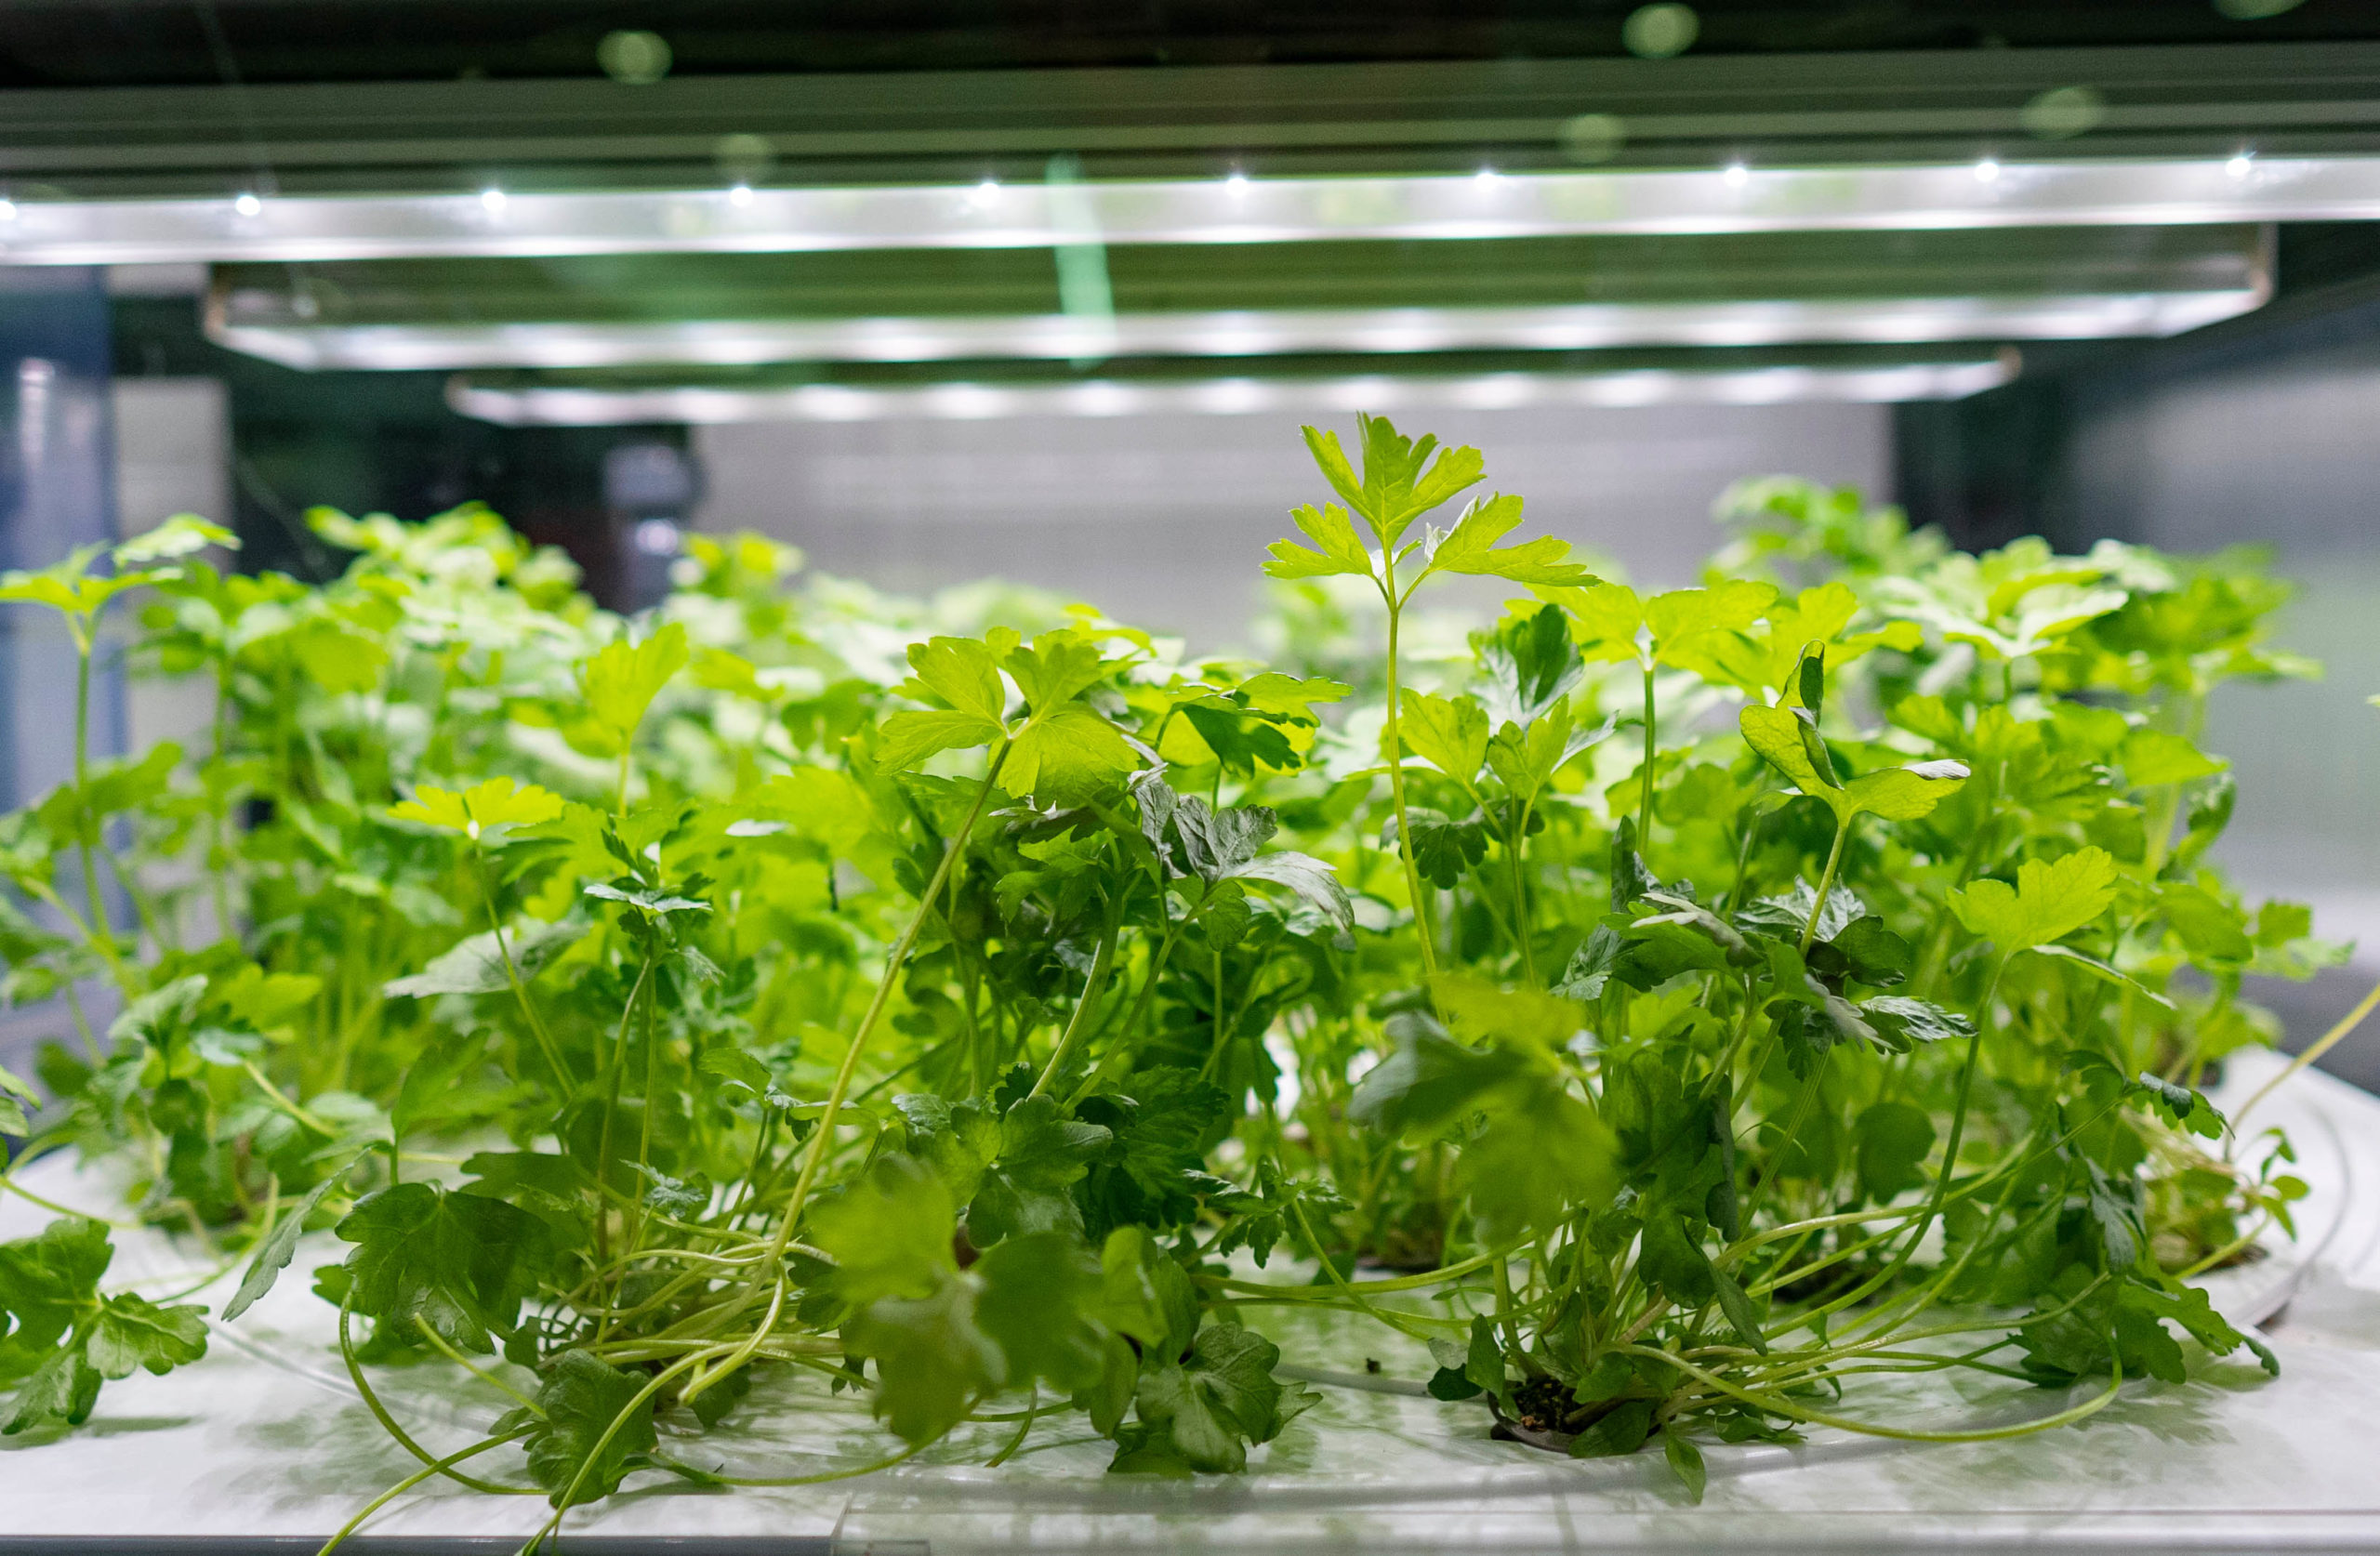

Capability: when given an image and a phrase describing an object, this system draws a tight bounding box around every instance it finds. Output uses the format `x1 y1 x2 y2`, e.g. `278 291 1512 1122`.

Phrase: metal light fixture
0 157 2372 264
446 358 2016 427
209 289 2261 373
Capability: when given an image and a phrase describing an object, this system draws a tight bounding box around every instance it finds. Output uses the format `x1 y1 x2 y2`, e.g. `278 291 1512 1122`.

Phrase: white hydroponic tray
6 1048 2380 1554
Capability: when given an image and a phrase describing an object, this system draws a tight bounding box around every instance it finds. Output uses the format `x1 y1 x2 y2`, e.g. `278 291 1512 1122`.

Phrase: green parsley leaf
1949 848 2121 952
579 621 690 754
1398 691 1489 791
1302 415 1485 549
973 1231 1111 1392
809 1153 958 1306
521 1349 660 1508
86 1293 207 1379
0 1062 34 1139
335 1181 555 1352
1129 1321 1308 1474
1263 502 1374 581
1854 1101 1937 1199
389 777 565 841
222 1154 366 1323
382 917 585 999
1422 494 1595 587
842 1273 1005 1444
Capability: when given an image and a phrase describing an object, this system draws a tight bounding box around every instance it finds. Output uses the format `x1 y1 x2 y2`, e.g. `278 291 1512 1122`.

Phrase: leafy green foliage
1740 701 1971 825
1950 848 2121 951
334 1183 554 1352
221 1154 364 1322
1422 494 1596 588
811 1153 958 1305
1119 1321 1315 1473
2 1217 207 1433
579 622 691 757
390 777 565 840
515 1349 660 1507
0 424 2318 1510
0 1063 34 1138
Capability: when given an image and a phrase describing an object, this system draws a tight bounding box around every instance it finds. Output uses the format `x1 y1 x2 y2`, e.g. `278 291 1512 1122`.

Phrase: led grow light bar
447 360 2015 428
212 289 2258 372
0 157 2371 265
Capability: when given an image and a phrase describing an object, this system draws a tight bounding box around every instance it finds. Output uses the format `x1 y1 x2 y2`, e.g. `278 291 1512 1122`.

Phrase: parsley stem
0 1167 140 1228
1620 1341 2123 1443
635 928 663 1195
1197 1245 1508 1296
316 1427 533 1556
472 846 572 1088
1505 806 1539 984
1638 659 1657 868
1072 907 1186 1105
714 1434 934 1485
985 1382 1039 1467
335 1296 539 1497
1800 815 1851 954
68 623 131 995
1744 1048 1830 1227
1378 588 1441 995
417 1322 540 1412
1490 1243 1520 1352
1289 1190 1431 1340
729 739 1012 1374
206 652 236 939
1861 954 2009 1301
239 1058 335 1137
591 943 656 1307
1031 914 1117 1099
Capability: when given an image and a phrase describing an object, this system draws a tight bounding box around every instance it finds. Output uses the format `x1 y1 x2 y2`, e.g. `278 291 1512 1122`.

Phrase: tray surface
5 1048 2379 1552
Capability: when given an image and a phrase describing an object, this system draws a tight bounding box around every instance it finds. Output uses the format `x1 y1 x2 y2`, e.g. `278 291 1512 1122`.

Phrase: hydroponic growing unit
5 417 2379 1553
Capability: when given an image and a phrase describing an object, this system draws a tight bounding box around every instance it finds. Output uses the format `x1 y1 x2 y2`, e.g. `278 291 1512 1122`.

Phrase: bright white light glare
2228 152 2255 178
1975 159 2001 184
727 184 754 207
0 200 18 222
232 192 262 217
0 156 2369 263
631 517 681 555
211 286 2268 372
1224 171 1250 194
1475 167 1501 186
480 188 507 215
449 360 2015 428
970 178 999 207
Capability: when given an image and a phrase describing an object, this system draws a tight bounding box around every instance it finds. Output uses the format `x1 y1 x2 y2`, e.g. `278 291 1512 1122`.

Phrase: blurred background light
596 30 673 86
1622 4 1701 59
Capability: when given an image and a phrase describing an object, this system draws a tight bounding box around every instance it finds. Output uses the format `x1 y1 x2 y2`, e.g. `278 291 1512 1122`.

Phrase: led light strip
446 361 2016 427
0 156 2359 264
210 288 2258 372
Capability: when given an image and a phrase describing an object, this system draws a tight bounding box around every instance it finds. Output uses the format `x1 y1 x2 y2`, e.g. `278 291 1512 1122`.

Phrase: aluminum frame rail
6 42 2380 197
